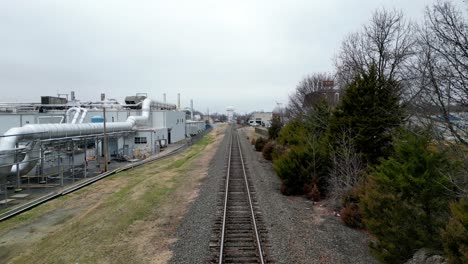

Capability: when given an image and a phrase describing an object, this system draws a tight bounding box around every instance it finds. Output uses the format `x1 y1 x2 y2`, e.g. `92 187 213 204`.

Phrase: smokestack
71 91 75 101
163 93 166 103
101 93 105 101
190 99 194 120
177 93 180 110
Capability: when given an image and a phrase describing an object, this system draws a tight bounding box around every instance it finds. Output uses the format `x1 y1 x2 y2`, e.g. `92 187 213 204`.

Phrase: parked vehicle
248 120 259 126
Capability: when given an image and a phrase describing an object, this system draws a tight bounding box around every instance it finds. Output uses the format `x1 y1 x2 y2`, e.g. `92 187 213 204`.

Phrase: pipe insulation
79 108 88 124
66 107 80 123
0 98 152 178
9 143 38 177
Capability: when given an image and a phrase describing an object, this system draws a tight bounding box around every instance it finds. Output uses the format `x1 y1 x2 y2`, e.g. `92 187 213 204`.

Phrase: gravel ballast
171 126 377 263
170 127 231 264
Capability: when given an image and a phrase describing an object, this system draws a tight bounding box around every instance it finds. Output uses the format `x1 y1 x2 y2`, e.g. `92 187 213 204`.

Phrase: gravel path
170 127 231 264
171 126 377 263
237 127 377 264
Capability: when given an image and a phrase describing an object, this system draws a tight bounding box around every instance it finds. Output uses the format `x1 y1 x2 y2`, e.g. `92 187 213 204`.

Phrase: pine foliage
442 198 468 264
268 115 283 140
327 65 404 165
361 131 454 263
273 145 313 195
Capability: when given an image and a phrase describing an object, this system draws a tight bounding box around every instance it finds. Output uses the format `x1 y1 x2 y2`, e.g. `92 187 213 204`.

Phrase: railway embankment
171 126 376 264
0 125 226 264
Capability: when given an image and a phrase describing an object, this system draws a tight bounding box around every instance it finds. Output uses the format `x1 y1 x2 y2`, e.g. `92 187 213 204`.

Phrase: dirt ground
237 126 376 263
0 125 226 264
134 127 226 264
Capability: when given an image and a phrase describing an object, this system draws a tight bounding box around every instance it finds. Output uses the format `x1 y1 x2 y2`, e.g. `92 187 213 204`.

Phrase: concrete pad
0 199 15 204
10 194 30 198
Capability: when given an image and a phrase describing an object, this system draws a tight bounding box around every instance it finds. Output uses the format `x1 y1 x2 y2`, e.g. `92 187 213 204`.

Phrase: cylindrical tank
91 116 105 123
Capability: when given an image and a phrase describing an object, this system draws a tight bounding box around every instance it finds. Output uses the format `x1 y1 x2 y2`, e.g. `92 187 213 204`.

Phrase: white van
248 120 259 126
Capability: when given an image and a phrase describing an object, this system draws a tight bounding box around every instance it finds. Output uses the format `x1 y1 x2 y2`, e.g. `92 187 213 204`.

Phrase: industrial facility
0 92 206 208
248 112 273 127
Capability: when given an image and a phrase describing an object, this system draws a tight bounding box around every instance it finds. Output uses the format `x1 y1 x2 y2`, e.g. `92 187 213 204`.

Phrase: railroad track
210 127 271 263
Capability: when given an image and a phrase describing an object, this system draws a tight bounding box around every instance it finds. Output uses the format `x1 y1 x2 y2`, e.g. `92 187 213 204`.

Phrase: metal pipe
9 143 38 177
66 107 80 123
177 93 180 110
78 108 88 123
0 99 152 178
71 109 81 124
103 107 108 172
190 99 194 120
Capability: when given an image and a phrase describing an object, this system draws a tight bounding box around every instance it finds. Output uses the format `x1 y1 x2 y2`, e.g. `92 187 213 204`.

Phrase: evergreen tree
303 99 332 194
361 131 455 263
304 98 331 140
442 198 468 264
268 115 283 140
327 65 404 165
273 102 331 195
276 117 307 146
273 144 314 195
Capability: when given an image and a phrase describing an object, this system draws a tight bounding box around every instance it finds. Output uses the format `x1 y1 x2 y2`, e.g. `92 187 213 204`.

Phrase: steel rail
237 132 265 264
218 128 232 264
218 128 264 264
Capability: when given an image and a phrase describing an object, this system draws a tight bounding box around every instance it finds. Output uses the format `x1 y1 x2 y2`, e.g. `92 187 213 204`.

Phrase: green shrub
276 118 307 146
360 131 455 263
326 66 404 165
262 141 275 160
308 139 330 196
340 187 365 229
271 143 286 161
250 138 256 145
273 145 313 195
254 137 267 152
279 183 290 195
304 183 321 201
340 203 363 229
273 102 332 196
442 199 468 264
268 115 283 140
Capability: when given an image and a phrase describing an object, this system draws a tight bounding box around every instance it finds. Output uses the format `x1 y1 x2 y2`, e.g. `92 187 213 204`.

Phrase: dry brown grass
0 126 226 264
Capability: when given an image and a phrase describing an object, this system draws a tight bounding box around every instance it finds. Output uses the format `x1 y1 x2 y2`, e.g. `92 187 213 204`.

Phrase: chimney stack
190 99 194 120
177 93 180 110
163 93 166 103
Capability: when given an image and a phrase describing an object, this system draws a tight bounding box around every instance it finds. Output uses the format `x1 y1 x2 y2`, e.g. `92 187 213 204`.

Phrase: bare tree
335 8 416 94
413 1 468 145
287 72 334 118
328 128 364 209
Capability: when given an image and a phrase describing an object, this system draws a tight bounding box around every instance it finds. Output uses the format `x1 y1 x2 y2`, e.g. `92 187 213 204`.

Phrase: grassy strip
0 132 214 264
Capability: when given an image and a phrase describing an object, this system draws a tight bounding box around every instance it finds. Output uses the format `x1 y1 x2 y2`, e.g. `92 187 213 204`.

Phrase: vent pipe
190 99 194 120
0 98 152 178
177 93 180 110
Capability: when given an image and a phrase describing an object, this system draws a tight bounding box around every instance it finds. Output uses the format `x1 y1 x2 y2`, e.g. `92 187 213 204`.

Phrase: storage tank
91 116 105 123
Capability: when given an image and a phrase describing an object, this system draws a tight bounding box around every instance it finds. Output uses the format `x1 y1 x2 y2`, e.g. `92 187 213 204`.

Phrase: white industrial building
0 92 206 193
248 112 273 127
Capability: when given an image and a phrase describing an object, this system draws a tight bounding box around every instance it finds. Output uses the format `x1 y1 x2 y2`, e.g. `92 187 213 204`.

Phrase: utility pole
103 107 108 172
276 101 283 123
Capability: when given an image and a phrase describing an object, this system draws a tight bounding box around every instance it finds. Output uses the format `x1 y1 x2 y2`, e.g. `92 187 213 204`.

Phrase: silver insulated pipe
0 98 152 178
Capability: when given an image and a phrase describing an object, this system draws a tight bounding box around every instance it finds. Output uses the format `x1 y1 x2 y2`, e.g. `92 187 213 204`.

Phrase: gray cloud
0 0 440 113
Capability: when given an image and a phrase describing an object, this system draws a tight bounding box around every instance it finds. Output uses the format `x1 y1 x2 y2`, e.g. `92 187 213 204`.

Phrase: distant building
226 107 235 123
303 80 340 107
303 90 340 107
248 112 273 127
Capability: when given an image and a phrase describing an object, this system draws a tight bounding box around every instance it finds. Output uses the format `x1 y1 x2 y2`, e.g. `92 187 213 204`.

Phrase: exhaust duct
0 99 152 178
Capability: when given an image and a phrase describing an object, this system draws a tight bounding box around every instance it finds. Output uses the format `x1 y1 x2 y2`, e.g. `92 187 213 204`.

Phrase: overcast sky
0 0 450 113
